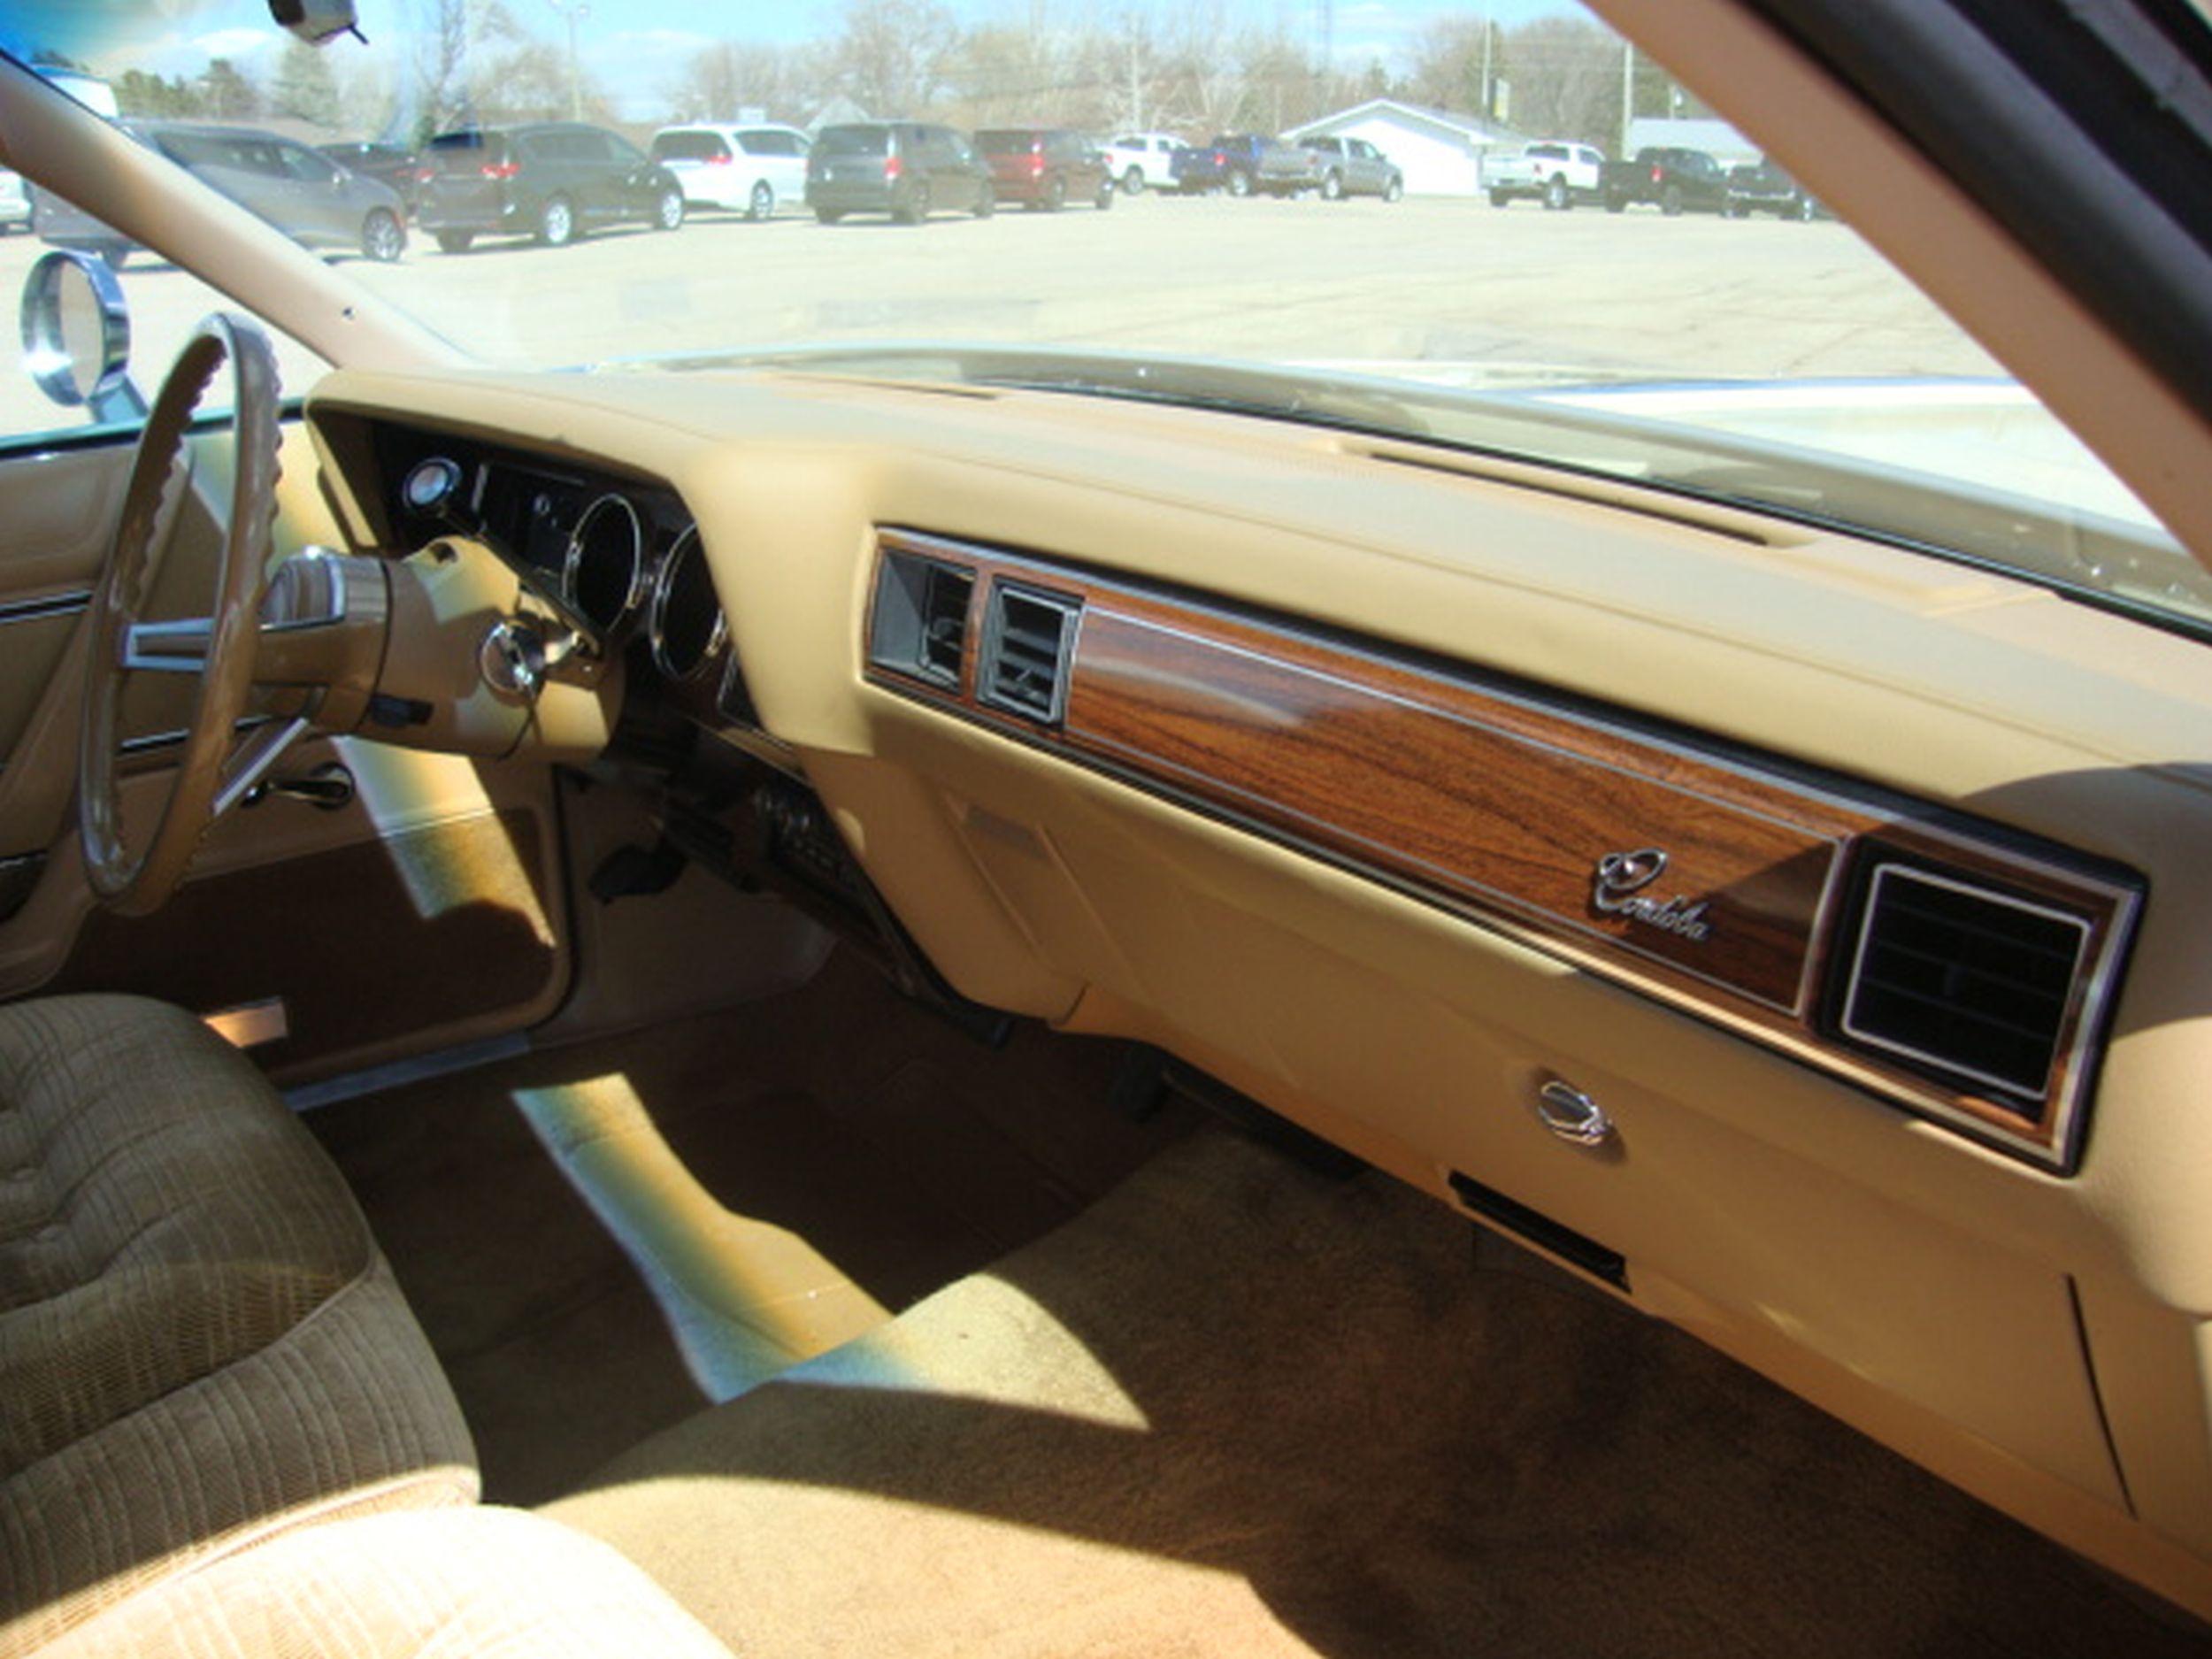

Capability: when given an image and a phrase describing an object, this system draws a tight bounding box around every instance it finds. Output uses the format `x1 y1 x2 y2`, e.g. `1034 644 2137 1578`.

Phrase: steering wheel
79 313 286 918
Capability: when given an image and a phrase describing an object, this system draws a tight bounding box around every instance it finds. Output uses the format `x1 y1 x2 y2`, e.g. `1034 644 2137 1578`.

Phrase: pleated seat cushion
0 995 477 1655
35 1506 738 1659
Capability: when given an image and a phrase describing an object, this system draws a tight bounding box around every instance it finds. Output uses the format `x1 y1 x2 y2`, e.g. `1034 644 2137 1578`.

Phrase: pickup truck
1601 147 1731 215
1302 136 1404 201
1484 141 1607 210
1171 134 1322 197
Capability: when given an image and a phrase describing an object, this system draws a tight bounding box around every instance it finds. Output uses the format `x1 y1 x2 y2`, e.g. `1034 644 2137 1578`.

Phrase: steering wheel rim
79 312 282 918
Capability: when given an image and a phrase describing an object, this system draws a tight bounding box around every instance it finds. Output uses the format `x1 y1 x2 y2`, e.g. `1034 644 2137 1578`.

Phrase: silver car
36 121 408 265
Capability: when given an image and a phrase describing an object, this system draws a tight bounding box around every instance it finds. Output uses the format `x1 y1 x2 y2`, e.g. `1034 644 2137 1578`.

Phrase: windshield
1 0 2200 633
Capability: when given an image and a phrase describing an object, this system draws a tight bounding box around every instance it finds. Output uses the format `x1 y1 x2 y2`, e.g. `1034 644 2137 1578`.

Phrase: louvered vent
869 549 974 689
981 582 1081 725
1839 863 2090 1112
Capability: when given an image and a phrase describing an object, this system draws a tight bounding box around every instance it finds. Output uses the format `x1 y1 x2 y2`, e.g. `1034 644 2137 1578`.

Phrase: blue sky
14 0 1585 95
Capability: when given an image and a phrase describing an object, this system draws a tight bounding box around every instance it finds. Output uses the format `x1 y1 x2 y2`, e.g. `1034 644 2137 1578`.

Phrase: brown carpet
308 948 1195 1504
549 1130 2207 1659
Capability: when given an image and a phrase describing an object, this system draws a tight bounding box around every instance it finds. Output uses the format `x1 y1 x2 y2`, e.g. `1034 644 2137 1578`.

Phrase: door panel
0 420 573 1077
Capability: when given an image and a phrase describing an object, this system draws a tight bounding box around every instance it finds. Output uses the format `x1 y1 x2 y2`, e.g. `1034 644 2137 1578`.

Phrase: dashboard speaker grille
1839 863 2089 1111
980 581 1081 725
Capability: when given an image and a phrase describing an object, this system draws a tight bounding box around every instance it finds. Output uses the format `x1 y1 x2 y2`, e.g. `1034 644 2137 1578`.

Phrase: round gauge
402 456 465 515
563 494 646 633
649 525 726 681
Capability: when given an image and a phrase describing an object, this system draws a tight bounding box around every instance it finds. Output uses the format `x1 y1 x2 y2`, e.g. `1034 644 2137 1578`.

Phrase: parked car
805 121 994 225
1101 131 1182 195
318 141 420 211
1170 134 1322 197
0 165 30 233
1601 146 1732 214
1725 157 1827 220
35 121 407 263
649 123 810 221
416 122 685 251
976 128 1113 211
1302 136 1404 201
1484 140 1608 209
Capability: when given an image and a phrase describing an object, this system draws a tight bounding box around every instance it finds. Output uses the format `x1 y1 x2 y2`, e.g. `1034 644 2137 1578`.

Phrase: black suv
417 123 685 251
805 123 994 225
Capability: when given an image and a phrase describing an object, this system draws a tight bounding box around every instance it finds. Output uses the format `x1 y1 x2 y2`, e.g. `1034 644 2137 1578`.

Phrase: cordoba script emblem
1592 848 1713 942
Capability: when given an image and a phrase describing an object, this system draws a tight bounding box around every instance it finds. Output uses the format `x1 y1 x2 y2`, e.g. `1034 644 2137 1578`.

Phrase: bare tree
1498 16 1624 149
1403 16 1489 116
825 0 958 118
412 0 521 137
270 39 341 127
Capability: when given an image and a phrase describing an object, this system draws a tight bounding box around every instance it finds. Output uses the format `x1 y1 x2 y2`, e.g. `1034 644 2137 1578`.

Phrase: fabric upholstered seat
0 995 477 1656
35 1507 737 1659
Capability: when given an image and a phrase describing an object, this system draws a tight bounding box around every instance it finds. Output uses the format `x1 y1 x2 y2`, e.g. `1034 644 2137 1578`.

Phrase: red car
976 128 1114 211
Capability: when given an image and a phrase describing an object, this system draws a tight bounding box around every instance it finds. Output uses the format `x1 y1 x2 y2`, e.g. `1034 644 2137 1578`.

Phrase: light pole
548 0 589 120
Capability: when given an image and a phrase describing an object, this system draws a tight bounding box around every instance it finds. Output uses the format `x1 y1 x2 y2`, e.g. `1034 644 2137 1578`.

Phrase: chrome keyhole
1534 1079 1615 1147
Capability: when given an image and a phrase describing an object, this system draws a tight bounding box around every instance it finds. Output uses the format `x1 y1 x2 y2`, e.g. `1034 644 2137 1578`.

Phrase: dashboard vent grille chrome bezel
979 580 1083 726
1838 862 2091 1116
868 549 976 691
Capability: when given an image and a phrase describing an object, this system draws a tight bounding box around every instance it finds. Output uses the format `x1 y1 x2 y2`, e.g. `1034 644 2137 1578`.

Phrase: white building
1283 99 1524 197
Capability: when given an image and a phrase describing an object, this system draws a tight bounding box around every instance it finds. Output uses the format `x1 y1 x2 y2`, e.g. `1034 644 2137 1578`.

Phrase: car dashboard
306 359 2212 1611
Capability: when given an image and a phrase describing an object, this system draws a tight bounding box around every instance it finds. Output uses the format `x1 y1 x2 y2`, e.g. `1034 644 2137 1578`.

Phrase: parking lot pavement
0 192 2001 439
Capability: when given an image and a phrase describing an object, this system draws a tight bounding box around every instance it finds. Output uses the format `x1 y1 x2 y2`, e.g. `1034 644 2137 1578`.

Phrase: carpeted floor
549 1129 2208 1659
307 948 1195 1504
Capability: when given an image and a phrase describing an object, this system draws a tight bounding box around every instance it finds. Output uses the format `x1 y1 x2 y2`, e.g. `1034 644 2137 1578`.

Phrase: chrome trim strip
0 588 92 626
648 524 726 682
563 492 648 634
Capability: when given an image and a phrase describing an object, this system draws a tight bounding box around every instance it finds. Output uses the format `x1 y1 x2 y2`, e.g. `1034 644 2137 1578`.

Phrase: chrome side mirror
19 249 134 415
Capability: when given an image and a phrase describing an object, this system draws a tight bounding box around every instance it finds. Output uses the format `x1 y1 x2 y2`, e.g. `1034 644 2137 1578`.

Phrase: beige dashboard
309 363 2212 1618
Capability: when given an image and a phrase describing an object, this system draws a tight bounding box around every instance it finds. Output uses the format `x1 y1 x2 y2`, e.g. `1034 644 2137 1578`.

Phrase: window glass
817 127 887 157
0 0 2188 626
654 132 729 163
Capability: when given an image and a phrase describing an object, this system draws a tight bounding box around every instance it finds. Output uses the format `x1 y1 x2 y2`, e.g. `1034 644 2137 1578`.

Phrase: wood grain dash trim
859 528 2141 1171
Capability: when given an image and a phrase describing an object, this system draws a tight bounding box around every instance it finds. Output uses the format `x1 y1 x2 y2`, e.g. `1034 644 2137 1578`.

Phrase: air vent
869 549 975 688
980 581 1081 725
1839 863 2091 1112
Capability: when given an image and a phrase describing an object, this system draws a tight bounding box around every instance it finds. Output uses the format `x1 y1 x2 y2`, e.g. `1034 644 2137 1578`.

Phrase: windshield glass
1 0 2200 632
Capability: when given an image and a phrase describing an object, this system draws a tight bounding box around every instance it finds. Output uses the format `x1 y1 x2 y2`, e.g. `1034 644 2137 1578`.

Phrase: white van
650 122 811 219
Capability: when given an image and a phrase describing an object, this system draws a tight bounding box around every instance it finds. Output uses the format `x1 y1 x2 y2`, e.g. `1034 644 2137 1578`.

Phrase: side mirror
19 249 133 413
269 0 363 45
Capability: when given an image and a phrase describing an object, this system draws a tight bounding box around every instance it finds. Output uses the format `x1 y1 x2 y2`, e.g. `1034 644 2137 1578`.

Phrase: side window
603 132 645 165
278 144 342 185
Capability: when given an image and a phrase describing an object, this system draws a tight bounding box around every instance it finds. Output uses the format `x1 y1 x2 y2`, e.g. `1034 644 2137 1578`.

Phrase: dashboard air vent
980 581 1081 725
1839 863 2090 1111
869 549 974 689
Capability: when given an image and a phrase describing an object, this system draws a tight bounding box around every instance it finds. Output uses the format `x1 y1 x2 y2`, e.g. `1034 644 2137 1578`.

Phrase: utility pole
548 0 589 120
1480 4 1493 121
1620 36 1633 157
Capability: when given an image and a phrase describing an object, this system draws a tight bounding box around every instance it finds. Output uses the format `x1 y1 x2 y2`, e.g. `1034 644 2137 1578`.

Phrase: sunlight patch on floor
793 1277 1151 1433
509 1071 893 1401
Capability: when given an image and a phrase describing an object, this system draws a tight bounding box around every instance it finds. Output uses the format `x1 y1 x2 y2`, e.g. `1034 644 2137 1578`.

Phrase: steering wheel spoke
121 616 215 675
211 714 314 818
